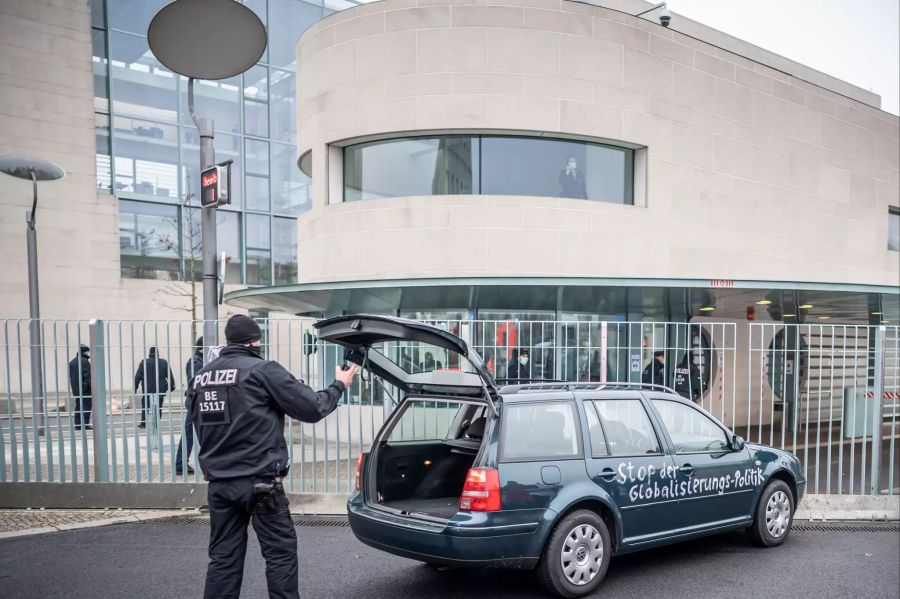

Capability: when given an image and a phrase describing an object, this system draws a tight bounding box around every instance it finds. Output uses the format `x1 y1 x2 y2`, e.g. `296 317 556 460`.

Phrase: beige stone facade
295 0 899 287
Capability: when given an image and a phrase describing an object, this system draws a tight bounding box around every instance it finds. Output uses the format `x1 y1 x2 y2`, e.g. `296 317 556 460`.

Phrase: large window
344 135 635 204
119 200 179 280
890 207 899 252
97 0 323 286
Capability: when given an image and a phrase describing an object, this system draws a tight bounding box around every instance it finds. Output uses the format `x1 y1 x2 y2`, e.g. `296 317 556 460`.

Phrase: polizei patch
195 369 237 426
193 368 238 388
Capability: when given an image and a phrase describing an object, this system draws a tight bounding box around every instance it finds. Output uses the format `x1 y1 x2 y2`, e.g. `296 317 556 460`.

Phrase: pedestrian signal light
200 166 219 208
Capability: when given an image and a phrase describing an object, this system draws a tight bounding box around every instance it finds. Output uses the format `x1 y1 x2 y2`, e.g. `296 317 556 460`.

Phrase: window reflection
344 137 478 201
270 69 295 142
182 209 242 283
96 114 112 192
246 213 271 285
273 217 298 284
92 30 108 112
109 32 177 122
108 0 170 35
179 75 241 135
113 116 179 199
181 128 241 207
889 208 899 252
481 136 632 203
269 0 322 69
272 143 310 215
344 135 634 204
119 200 179 280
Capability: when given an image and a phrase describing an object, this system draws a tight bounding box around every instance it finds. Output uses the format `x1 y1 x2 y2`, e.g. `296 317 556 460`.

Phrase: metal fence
1 317 897 496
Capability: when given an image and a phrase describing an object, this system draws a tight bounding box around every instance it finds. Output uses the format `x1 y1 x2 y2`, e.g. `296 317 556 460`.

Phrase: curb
0 511 190 540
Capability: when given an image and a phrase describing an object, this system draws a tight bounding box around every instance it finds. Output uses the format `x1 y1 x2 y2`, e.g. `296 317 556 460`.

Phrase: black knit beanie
225 315 262 345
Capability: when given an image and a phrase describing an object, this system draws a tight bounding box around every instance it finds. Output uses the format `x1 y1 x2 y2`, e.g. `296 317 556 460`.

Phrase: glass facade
93 0 344 284
344 135 635 203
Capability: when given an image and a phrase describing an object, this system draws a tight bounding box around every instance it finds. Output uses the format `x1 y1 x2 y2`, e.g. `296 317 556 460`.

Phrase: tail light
459 468 501 512
355 453 364 491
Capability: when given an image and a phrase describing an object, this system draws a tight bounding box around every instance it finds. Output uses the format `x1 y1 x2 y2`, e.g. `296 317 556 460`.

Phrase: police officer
188 314 357 599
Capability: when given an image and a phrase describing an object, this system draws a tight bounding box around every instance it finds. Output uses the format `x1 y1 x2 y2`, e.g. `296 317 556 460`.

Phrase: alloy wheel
765 490 791 538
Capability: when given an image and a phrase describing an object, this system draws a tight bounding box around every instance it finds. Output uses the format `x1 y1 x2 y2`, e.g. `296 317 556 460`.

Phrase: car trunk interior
372 405 487 520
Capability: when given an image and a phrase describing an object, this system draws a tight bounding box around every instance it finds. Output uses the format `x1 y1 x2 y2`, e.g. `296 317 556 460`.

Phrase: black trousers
174 411 194 471
205 477 299 599
139 393 165 425
74 395 92 427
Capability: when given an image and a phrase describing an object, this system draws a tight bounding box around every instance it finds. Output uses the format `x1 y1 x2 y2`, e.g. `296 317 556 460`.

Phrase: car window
592 399 660 456
502 402 580 460
583 401 609 457
652 399 728 453
388 400 464 442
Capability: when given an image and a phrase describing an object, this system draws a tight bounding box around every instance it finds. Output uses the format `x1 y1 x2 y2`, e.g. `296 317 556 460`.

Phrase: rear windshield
501 402 580 460
372 338 475 375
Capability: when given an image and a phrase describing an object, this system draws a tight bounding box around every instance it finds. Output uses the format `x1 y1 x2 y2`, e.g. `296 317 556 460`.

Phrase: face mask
519 356 529 366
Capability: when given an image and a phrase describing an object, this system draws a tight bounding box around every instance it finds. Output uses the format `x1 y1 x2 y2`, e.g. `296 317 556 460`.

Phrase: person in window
642 350 666 386
506 348 531 382
558 155 587 199
421 351 442 372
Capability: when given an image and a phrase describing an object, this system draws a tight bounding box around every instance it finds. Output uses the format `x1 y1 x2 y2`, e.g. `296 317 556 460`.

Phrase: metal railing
1 317 896 496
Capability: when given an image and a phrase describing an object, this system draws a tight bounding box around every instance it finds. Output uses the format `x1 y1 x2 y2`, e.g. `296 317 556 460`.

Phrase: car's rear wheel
748 479 794 547
536 510 611 598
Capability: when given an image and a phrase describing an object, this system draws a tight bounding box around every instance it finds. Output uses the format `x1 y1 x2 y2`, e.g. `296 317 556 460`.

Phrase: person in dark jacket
506 348 530 381
68 344 92 430
188 315 357 599
558 155 587 199
642 350 666 386
175 336 204 476
134 346 176 428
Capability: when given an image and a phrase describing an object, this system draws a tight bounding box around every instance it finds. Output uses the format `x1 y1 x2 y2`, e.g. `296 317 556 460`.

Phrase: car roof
498 382 692 404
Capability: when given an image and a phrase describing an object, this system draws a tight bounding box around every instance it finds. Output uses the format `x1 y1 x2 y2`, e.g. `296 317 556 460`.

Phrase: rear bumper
347 501 541 569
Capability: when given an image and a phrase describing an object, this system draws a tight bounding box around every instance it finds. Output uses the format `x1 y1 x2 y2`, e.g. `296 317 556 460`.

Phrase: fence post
869 325 886 496
89 319 109 482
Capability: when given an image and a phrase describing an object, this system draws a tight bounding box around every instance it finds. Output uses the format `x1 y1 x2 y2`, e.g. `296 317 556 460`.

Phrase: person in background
134 346 176 429
421 351 442 372
642 350 666 386
68 344 92 430
175 336 204 476
559 155 587 199
506 348 531 382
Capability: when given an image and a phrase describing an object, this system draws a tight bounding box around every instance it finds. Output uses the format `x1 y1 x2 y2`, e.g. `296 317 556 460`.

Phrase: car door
648 396 757 530
575 392 679 544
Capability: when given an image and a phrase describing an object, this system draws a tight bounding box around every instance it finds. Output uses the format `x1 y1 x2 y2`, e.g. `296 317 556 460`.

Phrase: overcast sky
666 0 900 115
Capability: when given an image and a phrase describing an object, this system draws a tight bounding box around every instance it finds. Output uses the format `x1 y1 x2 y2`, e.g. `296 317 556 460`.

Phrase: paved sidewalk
0 509 184 538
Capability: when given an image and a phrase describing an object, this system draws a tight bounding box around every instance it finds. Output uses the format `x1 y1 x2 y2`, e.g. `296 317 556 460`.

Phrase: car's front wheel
536 510 611 598
748 479 794 547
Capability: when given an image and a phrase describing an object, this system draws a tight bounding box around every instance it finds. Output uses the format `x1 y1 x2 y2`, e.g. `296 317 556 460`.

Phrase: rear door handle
679 464 694 475
598 468 617 481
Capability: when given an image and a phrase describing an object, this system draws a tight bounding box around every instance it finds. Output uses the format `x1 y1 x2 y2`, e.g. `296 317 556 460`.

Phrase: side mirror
731 435 745 451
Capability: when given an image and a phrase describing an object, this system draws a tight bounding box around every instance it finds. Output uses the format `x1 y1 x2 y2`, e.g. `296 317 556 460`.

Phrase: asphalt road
0 521 897 599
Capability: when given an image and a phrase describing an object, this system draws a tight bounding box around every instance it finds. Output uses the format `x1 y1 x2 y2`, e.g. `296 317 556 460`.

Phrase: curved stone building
227 0 898 324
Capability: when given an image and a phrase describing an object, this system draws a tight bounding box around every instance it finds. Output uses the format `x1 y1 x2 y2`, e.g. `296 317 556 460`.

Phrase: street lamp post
148 0 267 355
0 154 65 435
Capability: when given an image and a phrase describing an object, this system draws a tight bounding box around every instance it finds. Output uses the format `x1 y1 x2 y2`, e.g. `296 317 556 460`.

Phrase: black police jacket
187 344 346 481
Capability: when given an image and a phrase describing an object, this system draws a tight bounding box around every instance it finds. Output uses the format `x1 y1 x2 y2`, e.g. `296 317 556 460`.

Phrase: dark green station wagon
315 315 806 598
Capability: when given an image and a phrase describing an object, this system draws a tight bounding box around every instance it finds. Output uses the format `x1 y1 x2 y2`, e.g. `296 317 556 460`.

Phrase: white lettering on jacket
193 368 238 389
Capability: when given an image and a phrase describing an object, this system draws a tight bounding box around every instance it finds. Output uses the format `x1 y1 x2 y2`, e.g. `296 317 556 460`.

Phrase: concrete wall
295 0 900 287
